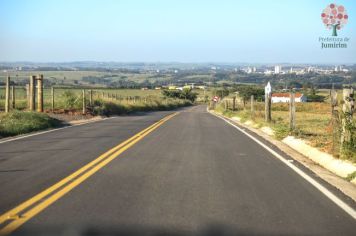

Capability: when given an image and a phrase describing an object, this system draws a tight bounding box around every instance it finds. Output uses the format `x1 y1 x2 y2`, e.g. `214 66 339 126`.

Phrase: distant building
245 67 257 74
334 65 342 72
271 93 307 103
307 67 315 73
264 70 273 75
274 65 282 74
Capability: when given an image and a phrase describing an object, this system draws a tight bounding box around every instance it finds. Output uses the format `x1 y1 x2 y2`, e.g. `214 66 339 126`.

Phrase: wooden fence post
89 89 93 106
5 76 10 113
289 92 296 131
330 88 339 155
250 95 254 117
330 89 338 116
51 87 55 112
265 93 271 122
82 89 86 115
29 75 36 111
26 84 30 108
11 86 15 109
232 96 236 111
224 100 227 111
340 88 354 148
37 74 43 112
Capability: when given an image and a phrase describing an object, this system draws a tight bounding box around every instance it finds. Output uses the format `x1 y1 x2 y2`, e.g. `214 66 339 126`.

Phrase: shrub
162 89 197 102
62 91 78 109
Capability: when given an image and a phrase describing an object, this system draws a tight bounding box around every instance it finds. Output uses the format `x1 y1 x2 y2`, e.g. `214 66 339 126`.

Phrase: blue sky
0 0 355 63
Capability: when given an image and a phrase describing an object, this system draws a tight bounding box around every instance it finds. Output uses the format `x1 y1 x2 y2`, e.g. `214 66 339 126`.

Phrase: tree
288 81 303 89
236 86 264 101
162 88 197 102
212 88 229 98
321 4 348 36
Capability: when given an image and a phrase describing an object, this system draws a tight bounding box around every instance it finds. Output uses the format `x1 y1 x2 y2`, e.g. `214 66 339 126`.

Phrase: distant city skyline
0 0 355 63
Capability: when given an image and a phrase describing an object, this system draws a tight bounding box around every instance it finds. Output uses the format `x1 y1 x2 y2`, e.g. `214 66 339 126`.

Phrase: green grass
0 84 195 138
0 96 192 137
91 98 192 116
345 171 356 181
0 111 62 137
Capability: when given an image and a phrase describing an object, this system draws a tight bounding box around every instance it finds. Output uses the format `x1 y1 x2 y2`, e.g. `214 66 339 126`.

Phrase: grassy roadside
0 99 192 138
0 111 62 138
89 98 192 116
214 101 356 163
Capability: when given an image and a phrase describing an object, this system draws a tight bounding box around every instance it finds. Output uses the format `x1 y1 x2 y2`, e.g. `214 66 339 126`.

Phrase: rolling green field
0 71 171 87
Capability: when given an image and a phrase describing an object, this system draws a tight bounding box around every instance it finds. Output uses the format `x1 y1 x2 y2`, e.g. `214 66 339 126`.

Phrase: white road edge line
0 117 116 144
207 107 356 220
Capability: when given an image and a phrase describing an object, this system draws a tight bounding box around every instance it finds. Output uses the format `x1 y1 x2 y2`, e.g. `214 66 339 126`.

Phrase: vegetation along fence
211 88 355 161
0 75 190 115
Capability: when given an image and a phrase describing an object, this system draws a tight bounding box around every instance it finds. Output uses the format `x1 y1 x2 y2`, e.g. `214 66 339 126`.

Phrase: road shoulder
207 108 356 204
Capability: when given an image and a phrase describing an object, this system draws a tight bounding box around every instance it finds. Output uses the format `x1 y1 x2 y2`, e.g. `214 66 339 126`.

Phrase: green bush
307 94 326 102
162 89 197 102
62 91 79 109
340 111 356 162
0 111 61 137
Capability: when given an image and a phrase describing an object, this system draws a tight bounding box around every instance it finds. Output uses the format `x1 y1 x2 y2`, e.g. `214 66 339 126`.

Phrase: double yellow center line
0 112 179 235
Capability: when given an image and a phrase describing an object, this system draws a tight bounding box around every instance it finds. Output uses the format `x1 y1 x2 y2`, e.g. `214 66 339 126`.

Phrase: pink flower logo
321 3 348 36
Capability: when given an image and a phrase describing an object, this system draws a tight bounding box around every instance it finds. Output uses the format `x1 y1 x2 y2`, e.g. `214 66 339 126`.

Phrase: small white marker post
265 82 272 122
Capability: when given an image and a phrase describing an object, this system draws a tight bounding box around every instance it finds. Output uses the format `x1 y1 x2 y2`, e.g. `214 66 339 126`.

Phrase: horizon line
0 61 355 65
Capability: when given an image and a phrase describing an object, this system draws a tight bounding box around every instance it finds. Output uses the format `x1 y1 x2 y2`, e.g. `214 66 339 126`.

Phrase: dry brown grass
217 100 355 162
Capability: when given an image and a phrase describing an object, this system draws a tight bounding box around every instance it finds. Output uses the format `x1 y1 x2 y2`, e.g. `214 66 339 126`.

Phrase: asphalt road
0 105 355 235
